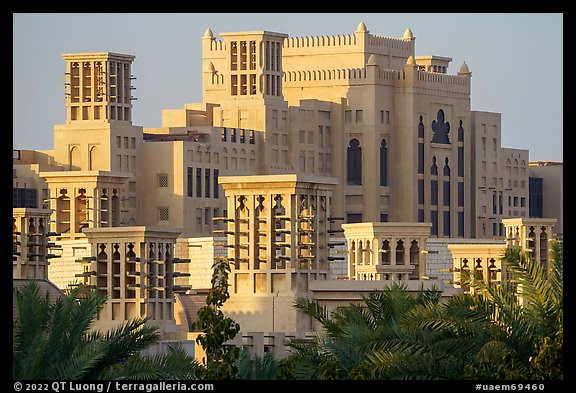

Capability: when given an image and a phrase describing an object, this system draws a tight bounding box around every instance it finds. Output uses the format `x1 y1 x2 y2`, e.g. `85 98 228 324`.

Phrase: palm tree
462 239 563 379
286 239 563 380
234 347 280 380
287 283 450 379
12 281 193 380
101 343 203 380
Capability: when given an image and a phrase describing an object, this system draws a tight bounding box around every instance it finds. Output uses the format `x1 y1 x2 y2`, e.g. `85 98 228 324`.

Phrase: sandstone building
13 22 561 348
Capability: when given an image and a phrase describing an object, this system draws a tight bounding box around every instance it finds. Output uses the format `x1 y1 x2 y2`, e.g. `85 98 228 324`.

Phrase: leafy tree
13 282 159 380
192 257 240 379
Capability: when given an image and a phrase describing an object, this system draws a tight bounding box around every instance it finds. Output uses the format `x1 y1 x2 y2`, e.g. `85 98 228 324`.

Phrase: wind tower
41 53 143 239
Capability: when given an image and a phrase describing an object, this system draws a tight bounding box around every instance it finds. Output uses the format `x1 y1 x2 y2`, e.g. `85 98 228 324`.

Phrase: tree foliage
13 283 159 380
283 240 563 380
191 257 240 379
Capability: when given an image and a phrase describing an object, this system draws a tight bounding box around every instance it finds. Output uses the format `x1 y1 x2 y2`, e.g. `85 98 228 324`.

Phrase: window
117 136 122 148
213 169 219 198
418 143 424 174
344 110 352 123
418 116 424 138
431 180 438 205
443 181 450 206
187 167 193 197
355 110 363 123
347 213 362 223
308 130 314 144
347 139 362 185
221 127 227 142
158 174 168 188
493 192 497 214
231 75 238 95
231 128 237 142
205 169 211 198
231 41 238 70
124 137 129 149
158 207 169 221
418 179 424 204
131 137 136 149
196 168 202 197
299 130 306 144
380 140 388 186
380 213 388 222
458 120 464 142
458 182 464 207
431 210 438 236
443 211 450 236
386 111 390 125
455 146 463 177
240 129 246 143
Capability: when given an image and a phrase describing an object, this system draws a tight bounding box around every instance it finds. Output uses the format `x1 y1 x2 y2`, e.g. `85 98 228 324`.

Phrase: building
528 161 563 236
13 22 562 346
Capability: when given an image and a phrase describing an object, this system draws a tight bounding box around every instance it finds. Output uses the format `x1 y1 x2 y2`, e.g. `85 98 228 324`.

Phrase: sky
13 13 563 161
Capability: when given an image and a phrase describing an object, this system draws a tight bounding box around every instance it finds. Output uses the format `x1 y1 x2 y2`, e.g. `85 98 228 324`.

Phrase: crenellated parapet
416 70 469 87
283 34 357 49
366 33 414 51
205 38 226 52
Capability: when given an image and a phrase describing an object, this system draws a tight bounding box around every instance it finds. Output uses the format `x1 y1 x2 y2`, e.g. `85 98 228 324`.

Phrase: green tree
13 282 159 380
101 343 203 380
463 240 563 380
234 347 280 380
287 283 451 379
286 239 563 381
192 257 240 379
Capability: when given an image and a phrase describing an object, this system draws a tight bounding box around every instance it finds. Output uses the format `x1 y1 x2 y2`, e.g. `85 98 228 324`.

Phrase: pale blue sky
13 13 563 161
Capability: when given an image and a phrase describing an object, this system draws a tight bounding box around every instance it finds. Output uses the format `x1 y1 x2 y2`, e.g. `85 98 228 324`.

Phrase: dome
406 55 416 66
403 28 414 40
459 61 471 75
203 27 214 38
205 61 215 72
356 21 368 33
367 54 377 65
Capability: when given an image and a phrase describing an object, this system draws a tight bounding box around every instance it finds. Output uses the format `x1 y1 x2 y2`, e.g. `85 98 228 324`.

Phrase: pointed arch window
347 138 362 185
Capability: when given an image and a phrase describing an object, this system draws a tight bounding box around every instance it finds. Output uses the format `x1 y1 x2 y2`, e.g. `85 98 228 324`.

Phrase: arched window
443 157 450 176
89 145 99 171
69 145 80 170
380 139 388 186
396 240 405 265
458 120 464 142
431 109 450 144
347 138 362 185
418 116 424 138
431 156 438 175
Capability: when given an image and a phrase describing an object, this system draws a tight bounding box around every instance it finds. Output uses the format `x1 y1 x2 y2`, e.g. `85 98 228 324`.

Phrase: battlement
416 70 469 87
206 38 226 52
367 33 413 51
283 66 403 83
283 34 357 48
283 64 469 94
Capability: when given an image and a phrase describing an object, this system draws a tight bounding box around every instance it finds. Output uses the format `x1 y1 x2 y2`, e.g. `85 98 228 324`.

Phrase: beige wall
529 163 563 235
470 111 529 238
